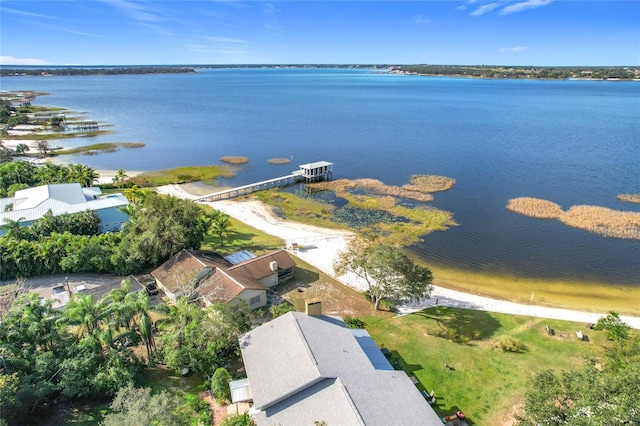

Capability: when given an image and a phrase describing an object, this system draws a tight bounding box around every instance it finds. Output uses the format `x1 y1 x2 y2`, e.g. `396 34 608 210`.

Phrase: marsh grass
220 156 249 164
55 142 145 155
507 197 640 240
559 205 640 239
268 158 291 165
403 174 456 193
506 197 563 219
131 165 230 186
257 177 455 246
617 193 640 204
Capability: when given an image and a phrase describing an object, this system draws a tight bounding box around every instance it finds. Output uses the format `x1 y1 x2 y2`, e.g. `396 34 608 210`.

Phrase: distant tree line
0 161 100 196
391 65 638 80
0 66 196 77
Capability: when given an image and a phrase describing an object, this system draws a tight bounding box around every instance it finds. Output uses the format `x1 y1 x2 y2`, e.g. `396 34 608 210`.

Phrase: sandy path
156 184 640 329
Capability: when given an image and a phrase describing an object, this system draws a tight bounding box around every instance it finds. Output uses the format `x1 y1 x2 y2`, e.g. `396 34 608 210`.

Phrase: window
249 295 261 305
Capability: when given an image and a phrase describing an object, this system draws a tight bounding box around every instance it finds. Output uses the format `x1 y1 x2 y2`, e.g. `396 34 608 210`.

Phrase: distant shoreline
2 64 638 80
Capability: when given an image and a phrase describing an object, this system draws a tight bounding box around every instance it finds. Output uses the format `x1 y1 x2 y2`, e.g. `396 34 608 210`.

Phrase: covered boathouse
296 161 333 183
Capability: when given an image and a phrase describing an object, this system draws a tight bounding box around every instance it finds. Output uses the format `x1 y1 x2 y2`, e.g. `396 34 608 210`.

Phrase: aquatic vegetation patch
559 205 640 240
56 142 145 156
312 175 455 202
506 197 563 219
256 173 456 246
268 158 291 165
617 194 640 204
220 156 249 164
132 164 231 186
403 174 456 193
507 197 640 240
333 206 411 229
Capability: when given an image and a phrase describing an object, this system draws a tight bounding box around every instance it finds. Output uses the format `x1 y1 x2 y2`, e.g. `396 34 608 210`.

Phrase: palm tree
68 164 98 187
210 211 233 246
113 169 128 188
1 217 26 240
63 293 110 338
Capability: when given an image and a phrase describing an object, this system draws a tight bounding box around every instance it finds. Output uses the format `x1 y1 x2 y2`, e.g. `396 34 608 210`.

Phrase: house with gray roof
238 308 443 426
0 183 129 234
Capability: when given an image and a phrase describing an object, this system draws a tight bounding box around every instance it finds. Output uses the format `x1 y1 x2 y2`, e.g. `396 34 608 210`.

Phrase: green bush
210 368 232 403
344 317 366 329
269 302 296 319
494 336 525 353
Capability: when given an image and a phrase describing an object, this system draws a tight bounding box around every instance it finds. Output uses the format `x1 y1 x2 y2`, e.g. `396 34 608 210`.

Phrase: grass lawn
201 214 285 256
363 307 608 425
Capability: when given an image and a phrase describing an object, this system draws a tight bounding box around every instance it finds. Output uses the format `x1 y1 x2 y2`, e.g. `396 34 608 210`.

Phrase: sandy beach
155 184 640 329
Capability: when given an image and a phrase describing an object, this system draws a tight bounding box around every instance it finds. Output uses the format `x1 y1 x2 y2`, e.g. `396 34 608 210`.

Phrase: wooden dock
195 160 333 202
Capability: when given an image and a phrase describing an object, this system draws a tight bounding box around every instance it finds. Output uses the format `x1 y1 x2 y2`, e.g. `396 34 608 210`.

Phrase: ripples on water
2 69 638 285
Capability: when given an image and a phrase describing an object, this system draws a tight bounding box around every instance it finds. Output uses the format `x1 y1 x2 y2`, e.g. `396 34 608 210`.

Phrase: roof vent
305 299 322 317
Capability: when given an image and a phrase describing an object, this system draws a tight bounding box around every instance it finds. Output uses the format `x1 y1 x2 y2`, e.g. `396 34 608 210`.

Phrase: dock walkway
195 171 304 202
195 161 334 202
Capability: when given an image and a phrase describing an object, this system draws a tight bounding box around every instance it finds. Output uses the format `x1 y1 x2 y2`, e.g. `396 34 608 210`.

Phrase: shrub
210 368 232 403
494 336 525 353
344 317 366 329
269 302 296 319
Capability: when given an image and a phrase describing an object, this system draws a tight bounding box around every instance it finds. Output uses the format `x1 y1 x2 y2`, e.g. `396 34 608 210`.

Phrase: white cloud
470 2 501 16
413 14 431 24
500 0 554 15
263 3 283 33
203 37 247 44
103 0 162 23
0 56 49 65
499 46 527 53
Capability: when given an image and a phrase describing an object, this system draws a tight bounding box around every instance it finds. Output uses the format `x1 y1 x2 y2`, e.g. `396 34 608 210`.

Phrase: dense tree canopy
0 290 145 424
516 324 640 425
334 240 433 310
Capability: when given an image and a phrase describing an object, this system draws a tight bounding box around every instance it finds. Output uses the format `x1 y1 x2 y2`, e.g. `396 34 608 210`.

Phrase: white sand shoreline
155 184 640 329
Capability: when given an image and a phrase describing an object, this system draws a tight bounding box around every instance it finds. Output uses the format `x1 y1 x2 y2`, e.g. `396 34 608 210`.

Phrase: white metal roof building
0 183 129 234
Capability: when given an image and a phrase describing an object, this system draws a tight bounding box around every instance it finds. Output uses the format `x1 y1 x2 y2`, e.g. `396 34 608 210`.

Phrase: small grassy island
507 196 640 240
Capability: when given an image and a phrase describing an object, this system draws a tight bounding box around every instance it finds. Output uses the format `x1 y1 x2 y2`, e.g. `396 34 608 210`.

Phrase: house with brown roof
151 249 295 310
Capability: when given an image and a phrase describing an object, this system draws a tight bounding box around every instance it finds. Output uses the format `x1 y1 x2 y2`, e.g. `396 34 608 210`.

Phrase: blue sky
1 1 638 66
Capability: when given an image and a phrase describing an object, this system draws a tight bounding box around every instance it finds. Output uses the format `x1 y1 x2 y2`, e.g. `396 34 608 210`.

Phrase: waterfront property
0 183 129 234
150 249 295 309
196 161 333 202
235 305 442 425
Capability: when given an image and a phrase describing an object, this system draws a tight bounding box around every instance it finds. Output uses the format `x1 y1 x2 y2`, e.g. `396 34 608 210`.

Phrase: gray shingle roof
239 312 442 426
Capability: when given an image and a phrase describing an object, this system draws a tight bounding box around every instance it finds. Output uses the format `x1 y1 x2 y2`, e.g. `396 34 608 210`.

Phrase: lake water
2 68 639 285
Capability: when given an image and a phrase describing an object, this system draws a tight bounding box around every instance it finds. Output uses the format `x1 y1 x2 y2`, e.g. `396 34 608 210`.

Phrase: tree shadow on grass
410 306 502 343
386 349 423 376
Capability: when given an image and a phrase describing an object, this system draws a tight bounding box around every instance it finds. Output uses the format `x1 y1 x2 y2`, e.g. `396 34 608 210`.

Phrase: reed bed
559 205 640 240
506 197 563 219
267 158 291 165
312 178 434 202
403 175 456 193
220 156 249 164
617 194 640 204
508 197 640 240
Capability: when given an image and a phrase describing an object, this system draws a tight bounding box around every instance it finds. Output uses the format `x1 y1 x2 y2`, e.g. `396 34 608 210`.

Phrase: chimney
270 261 278 272
305 299 322 317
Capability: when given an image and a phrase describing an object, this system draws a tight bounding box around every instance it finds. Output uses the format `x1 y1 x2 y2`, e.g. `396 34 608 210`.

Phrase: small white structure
297 161 333 182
